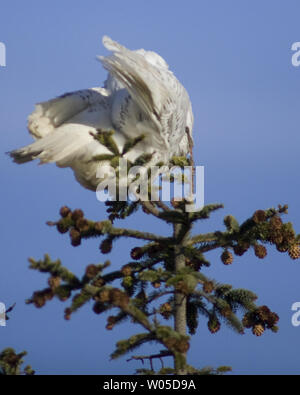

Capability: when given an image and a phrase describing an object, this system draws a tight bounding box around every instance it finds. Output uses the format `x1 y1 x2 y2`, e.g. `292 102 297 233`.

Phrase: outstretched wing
99 36 190 154
9 88 120 165
9 88 129 190
27 88 109 140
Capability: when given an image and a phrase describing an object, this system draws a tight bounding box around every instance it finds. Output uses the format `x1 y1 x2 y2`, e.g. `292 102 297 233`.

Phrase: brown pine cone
268 229 283 245
254 244 267 259
276 242 289 253
288 244 300 260
48 276 61 290
266 312 279 328
60 206 71 218
130 247 144 260
98 289 111 303
221 250 233 265
208 318 221 334
269 215 282 230
253 210 266 224
281 225 296 243
71 209 84 221
203 281 214 294
100 239 112 254
32 291 46 308
85 264 100 279
257 306 271 321
121 265 132 276
69 228 81 247
160 302 172 319
93 302 105 315
56 220 69 234
242 313 254 328
75 218 89 232
233 242 250 256
252 324 265 336
64 308 72 321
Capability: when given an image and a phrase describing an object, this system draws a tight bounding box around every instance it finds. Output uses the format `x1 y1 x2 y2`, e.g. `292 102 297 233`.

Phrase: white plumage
9 36 194 191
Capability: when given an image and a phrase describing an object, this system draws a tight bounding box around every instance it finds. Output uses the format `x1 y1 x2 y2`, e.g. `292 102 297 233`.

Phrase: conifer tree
8 132 300 374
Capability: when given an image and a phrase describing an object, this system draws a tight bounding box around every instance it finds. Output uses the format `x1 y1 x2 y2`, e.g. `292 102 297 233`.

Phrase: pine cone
130 247 144 260
85 264 100 279
93 302 105 315
121 265 132 276
254 244 267 259
242 313 254 328
281 225 295 243
60 206 71 218
69 228 81 247
32 291 46 308
221 250 233 265
100 239 112 254
268 228 283 245
233 242 250 256
64 308 71 321
253 210 266 224
75 218 89 232
269 215 282 230
208 318 221 334
98 289 111 303
276 241 289 253
252 324 265 336
257 305 271 321
43 289 54 301
56 220 69 234
203 281 214 294
266 312 279 328
48 276 61 290
71 209 84 221
106 316 117 329
160 302 172 319
147 244 162 258
288 244 300 260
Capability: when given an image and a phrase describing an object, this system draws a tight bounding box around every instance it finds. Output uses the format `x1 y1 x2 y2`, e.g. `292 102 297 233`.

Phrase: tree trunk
173 223 188 374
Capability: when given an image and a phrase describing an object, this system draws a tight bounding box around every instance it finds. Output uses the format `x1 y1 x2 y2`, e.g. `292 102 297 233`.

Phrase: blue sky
1 0 300 374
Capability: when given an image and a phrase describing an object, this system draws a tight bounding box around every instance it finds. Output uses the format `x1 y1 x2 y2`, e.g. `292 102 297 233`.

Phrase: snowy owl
9 36 194 191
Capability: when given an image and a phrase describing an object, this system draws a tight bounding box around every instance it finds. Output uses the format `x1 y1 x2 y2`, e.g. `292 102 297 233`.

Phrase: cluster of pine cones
221 209 300 265
242 305 279 336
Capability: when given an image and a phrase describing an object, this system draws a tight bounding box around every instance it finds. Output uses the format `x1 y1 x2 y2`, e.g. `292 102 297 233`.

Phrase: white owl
9 36 194 191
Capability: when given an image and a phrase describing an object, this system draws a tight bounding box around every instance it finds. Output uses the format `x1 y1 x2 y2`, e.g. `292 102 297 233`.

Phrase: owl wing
100 36 188 152
9 87 125 165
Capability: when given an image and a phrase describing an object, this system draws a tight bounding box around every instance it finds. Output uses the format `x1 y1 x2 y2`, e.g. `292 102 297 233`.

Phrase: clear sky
1 0 300 375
